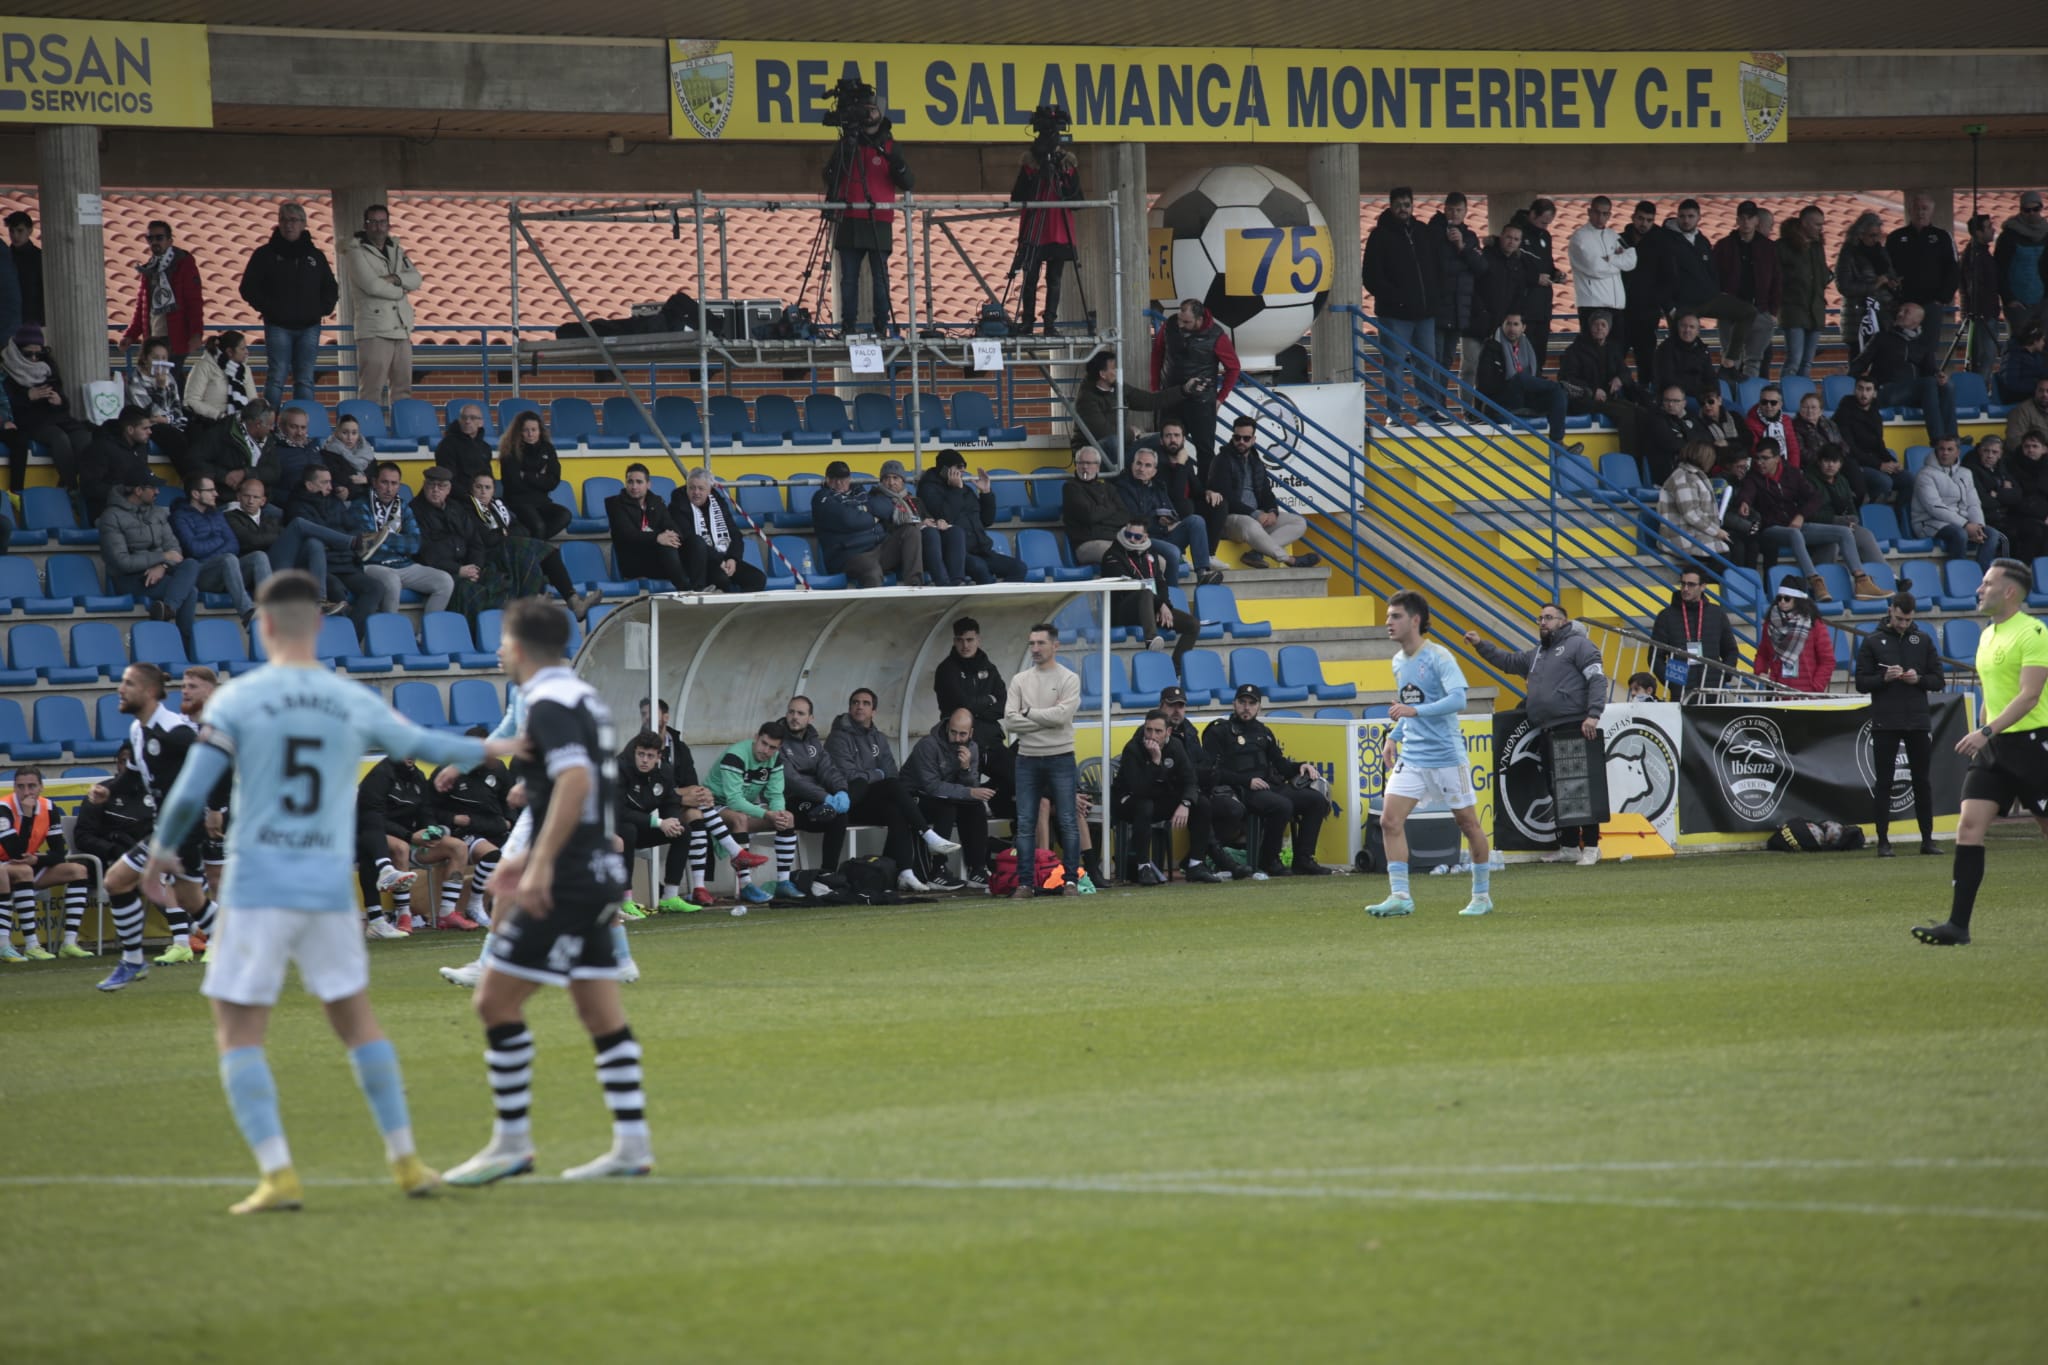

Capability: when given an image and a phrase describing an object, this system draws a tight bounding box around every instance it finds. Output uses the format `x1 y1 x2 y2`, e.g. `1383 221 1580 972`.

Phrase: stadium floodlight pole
1098 579 1113 863
1111 195 1125 479
695 189 715 481
904 194 925 474
508 201 521 399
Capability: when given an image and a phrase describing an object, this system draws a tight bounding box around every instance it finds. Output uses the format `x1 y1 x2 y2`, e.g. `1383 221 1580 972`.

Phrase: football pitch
6 841 2047 1364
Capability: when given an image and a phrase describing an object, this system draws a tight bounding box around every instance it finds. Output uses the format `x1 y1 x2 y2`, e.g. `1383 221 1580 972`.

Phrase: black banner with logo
1676 697 1969 833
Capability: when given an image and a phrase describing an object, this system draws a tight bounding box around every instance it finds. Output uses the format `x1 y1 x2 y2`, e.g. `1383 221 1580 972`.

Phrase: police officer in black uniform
1853 591 1946 856
1158 684 1251 879
1202 683 1333 878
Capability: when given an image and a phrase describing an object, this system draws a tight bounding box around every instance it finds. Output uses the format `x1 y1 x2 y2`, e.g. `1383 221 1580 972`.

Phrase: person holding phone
1854 593 1945 856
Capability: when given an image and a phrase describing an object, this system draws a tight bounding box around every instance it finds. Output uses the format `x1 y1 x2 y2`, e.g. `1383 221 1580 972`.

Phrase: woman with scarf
1835 212 1900 364
1102 519 1199 666
118 220 204 366
121 336 191 472
184 330 256 427
867 458 952 583
1790 390 1853 491
320 412 376 498
495 410 570 541
669 467 766 594
1752 584 1835 693
447 470 591 621
2 323 93 490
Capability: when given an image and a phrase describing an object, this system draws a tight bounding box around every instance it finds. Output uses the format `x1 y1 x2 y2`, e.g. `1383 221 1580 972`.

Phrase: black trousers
917 794 989 873
1871 727 1935 840
1164 394 1219 463
538 546 577 603
616 539 692 592
507 498 571 542
793 802 849 870
1624 308 1663 388
1116 791 1212 868
847 778 918 871
1240 783 1325 866
623 820 691 884
683 537 766 593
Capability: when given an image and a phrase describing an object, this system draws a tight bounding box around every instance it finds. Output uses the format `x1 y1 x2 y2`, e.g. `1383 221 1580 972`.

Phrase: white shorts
202 907 371 1007
1385 761 1478 810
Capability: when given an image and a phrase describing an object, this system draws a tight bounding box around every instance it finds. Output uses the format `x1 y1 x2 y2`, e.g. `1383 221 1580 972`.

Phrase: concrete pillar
1484 188 1543 241
1077 143 1149 366
35 124 110 416
1308 145 1362 383
330 185 389 400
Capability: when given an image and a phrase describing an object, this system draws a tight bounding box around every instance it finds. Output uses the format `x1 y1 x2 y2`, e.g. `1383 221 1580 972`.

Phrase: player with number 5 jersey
146 570 527 1214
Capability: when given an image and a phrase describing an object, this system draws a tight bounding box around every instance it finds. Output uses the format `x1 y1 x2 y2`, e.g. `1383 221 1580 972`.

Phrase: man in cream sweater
1003 624 1083 899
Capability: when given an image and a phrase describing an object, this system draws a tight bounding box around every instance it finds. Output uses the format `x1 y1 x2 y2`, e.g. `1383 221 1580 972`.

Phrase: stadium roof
15 0 2032 48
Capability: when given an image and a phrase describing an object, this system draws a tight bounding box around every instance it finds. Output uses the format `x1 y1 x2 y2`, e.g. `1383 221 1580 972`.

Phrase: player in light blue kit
146 571 526 1214
1366 590 1495 918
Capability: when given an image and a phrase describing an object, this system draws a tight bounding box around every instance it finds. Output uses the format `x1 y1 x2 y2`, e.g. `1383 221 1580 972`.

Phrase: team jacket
707 739 784 818
357 757 433 840
615 752 685 830
0 794 72 867
72 769 153 861
431 761 512 843
1202 715 1299 790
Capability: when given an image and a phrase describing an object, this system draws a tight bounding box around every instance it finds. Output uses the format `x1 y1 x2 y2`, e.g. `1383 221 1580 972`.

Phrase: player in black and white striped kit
446 597 648 1185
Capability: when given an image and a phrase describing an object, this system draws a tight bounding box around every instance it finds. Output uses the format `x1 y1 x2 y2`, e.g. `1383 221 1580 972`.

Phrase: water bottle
802 551 813 577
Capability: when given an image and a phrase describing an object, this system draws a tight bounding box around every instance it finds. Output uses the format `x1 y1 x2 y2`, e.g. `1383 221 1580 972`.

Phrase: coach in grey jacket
902 711 993 880
1466 609 1610 862
780 696 850 869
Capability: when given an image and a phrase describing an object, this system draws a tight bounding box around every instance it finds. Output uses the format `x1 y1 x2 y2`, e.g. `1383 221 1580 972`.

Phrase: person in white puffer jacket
1567 196 1636 365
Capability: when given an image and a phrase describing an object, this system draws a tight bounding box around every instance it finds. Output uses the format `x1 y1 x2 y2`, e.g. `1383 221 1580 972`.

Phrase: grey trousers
365 561 455 614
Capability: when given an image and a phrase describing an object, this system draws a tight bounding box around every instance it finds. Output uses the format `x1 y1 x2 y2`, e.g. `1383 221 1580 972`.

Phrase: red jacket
121 250 205 354
1754 622 1835 693
826 136 910 224
1149 308 1242 402
1712 230 1782 314
1745 402 1802 468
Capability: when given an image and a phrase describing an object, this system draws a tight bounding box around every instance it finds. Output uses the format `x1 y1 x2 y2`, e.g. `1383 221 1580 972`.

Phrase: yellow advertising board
0 18 212 128
669 42 1787 145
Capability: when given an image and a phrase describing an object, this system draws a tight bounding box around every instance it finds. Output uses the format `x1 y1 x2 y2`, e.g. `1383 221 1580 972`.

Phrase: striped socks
591 1027 648 1146
484 1022 535 1146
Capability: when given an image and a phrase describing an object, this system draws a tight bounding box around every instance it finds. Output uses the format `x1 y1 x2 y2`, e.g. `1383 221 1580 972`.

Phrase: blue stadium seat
190 619 252 674
21 487 96 545
1778 376 1816 412
1016 529 1094 583
62 766 110 779
331 401 381 441
758 394 832 446
130 620 189 670
605 396 659 447
710 395 780 448
558 541 610 591
1263 709 1305 719
312 616 360 665
1844 560 1897 616
896 393 972 445
986 530 1013 558
772 475 821 528
474 609 503 656
392 682 448 731
365 613 436 670
1943 618 1982 661
391 398 439 445
0 557 62 614
1717 567 1765 614
1939 560 1983 611
422 611 494 669
850 393 895 442
1197 583 1271 638
2031 557 2048 609
1314 707 1356 720
71 622 128 679
1179 648 1230 705
10 623 96 684
1948 371 1990 418
1895 559 1943 611
35 695 111 756
985 469 1032 525
1814 564 1856 615
582 476 624 517
1903 445 1934 476
95 693 127 748
1735 378 1767 414
0 698 61 760
552 397 630 450
1051 597 1098 645
1230 647 1309 702
46 555 122 611
1856 502 1933 554
655 394 704 444
733 476 783 526
497 398 541 433
1554 456 1602 499
1055 654 1105 711
1278 645 1356 700
545 480 600 536
803 394 852 442
770 535 839 587
951 390 1026 442
1820 375 1856 411
449 679 504 730
1124 651 1178 708
1025 467 1072 523
1598 452 1651 499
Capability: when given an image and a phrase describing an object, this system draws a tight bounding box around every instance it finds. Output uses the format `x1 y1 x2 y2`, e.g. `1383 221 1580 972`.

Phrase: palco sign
668 41 1788 145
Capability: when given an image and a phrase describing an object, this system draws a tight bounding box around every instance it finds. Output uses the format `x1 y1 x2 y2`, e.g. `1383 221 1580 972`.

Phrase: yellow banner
668 42 1787 145
0 18 212 128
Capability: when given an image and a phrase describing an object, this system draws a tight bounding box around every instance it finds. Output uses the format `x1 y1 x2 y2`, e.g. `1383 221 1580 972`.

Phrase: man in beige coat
343 204 422 410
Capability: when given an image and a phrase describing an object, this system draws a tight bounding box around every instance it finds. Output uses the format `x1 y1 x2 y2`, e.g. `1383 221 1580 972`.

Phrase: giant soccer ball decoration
1148 165 1333 370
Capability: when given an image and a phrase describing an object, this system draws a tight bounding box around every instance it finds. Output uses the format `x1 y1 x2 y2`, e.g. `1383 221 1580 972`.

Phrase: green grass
6 840 2047 1364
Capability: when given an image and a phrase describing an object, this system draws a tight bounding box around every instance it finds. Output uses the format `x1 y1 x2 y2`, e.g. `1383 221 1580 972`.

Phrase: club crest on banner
1711 713 1792 823
1739 52 1790 145
672 49 736 140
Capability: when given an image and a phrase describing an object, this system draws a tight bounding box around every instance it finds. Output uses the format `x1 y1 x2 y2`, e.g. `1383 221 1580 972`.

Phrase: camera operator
1010 109 1080 337
820 83 914 335
1150 298 1242 463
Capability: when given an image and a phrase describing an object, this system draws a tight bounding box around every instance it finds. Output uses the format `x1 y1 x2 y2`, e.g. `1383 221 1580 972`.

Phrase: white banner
1216 381 1366 514
1597 702 1683 849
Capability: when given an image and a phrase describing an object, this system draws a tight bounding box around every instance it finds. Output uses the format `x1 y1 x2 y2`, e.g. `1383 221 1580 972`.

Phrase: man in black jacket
409 465 484 590
1114 711 1221 883
433 404 495 487
1621 200 1680 386
902 709 993 887
76 407 157 519
1652 312 1720 402
1209 417 1316 569
1886 194 1960 360
1853 593 1946 856
1201 683 1332 877
354 755 459 937
1362 188 1446 423
1850 301 1961 441
1556 311 1641 453
1648 569 1742 697
1159 685 1251 878
237 201 338 409
184 399 273 492
608 462 690 591
1670 198 1767 381
1465 223 1531 382
780 696 852 871
1638 385 1705 488
284 463 376 630
934 616 1014 807
1116 446 1222 584
1427 193 1485 372
615 730 697 908
1506 199 1562 374
916 450 1025 583
1103 521 1199 665
428 754 512 930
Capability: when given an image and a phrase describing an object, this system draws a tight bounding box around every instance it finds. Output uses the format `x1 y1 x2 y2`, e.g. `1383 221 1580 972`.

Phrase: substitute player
1913 558 2048 946
1367 591 1495 918
145 571 525 1213
446 598 651 1185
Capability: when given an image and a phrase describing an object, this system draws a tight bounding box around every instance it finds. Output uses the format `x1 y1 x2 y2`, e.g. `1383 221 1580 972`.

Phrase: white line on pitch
1096 1157 2048 1181
2 1172 2043 1224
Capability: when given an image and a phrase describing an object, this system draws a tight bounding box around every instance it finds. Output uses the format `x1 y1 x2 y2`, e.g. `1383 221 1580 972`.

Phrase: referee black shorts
1960 728 2048 816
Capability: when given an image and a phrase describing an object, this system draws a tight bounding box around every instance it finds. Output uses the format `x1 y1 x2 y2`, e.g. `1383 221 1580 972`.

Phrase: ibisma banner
669 42 1788 145
0 18 212 127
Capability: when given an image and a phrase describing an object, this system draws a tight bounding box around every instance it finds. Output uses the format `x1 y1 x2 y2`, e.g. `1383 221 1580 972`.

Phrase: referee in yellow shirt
1916 558 2048 945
